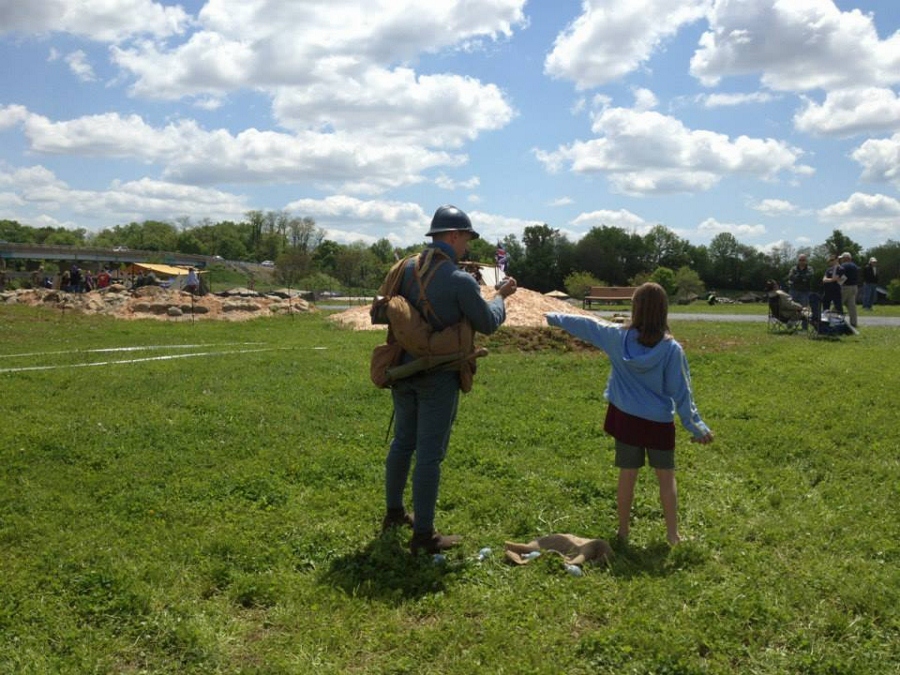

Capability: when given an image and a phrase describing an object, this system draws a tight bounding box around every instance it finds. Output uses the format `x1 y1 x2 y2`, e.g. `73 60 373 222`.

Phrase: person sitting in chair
765 279 804 325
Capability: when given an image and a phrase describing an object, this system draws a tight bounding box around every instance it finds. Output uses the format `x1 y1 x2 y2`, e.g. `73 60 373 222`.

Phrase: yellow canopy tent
125 262 195 277
125 263 206 290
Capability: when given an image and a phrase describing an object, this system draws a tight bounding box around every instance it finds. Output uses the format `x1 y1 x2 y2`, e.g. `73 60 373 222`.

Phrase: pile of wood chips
1 285 312 321
326 286 598 330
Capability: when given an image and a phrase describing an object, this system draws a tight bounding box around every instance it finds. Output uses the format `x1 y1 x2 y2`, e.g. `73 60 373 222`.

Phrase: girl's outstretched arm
544 313 620 351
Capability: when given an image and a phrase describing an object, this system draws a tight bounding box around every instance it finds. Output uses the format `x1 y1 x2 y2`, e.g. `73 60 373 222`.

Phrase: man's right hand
498 277 517 298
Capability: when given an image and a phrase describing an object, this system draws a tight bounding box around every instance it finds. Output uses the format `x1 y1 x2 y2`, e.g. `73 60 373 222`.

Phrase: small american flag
495 246 508 272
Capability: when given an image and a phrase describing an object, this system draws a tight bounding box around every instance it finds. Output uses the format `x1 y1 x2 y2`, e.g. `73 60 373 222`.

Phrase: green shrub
888 278 900 303
564 270 602 299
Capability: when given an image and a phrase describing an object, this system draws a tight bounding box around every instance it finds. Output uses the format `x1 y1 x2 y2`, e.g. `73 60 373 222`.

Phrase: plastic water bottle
522 550 542 560
477 547 492 561
565 564 583 577
432 554 446 565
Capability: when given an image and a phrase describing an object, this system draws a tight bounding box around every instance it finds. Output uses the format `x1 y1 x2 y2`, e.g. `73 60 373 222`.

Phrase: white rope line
0 343 265 359
0 346 316 374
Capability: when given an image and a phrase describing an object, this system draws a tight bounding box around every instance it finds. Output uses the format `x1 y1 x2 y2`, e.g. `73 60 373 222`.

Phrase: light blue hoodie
545 313 710 438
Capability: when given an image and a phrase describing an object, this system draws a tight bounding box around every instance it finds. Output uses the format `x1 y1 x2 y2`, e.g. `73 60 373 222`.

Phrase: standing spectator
821 254 845 315
83 270 95 292
61 268 71 292
96 269 111 289
839 252 859 328
546 283 713 546
788 254 814 307
862 257 879 310
70 265 82 293
381 205 518 555
184 267 200 295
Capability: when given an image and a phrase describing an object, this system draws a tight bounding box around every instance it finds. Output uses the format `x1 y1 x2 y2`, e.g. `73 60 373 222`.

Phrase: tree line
2 215 899 300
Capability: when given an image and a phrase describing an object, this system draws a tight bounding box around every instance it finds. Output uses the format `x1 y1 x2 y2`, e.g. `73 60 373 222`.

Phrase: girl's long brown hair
629 282 670 347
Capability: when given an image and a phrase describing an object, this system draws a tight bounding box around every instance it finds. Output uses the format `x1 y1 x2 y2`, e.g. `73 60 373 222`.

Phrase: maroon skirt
604 402 675 451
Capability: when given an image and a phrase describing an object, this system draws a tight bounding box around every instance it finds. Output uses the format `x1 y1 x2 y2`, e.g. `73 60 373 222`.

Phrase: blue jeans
386 370 459 535
790 290 810 307
862 283 877 309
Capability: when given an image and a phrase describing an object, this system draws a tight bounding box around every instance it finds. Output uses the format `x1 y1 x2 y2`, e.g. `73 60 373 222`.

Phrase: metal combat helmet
425 205 480 239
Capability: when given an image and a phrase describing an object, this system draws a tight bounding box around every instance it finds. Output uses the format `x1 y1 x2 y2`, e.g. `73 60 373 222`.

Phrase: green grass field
1 304 898 674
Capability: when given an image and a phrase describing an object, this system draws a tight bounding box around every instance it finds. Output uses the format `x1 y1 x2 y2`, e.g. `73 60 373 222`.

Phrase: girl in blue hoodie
546 282 713 546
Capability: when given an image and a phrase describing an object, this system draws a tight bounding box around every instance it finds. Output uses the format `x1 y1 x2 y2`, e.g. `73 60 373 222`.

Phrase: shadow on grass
607 539 707 579
320 529 460 604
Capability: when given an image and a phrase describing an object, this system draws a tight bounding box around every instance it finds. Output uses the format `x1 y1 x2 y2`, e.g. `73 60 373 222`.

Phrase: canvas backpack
369 249 478 391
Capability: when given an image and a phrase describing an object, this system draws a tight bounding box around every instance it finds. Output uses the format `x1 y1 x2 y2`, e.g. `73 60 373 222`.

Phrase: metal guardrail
0 242 210 268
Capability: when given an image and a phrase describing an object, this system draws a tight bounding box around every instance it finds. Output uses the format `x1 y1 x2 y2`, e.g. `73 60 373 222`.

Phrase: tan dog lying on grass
504 534 613 566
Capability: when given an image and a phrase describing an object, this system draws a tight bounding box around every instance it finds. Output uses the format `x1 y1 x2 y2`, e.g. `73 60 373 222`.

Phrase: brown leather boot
381 508 414 532
409 530 461 555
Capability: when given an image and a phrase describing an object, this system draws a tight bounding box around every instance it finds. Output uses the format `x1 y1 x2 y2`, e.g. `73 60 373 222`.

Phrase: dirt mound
1 285 314 321
326 287 598 330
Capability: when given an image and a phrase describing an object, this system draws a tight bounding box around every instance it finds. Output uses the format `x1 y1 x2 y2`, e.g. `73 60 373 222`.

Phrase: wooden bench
583 286 638 309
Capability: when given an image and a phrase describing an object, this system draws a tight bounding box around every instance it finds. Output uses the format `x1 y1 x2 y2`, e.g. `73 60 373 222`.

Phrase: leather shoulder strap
413 248 450 328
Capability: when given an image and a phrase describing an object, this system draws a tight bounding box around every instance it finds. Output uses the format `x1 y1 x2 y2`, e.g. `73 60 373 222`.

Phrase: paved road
663 312 900 326
322 302 900 327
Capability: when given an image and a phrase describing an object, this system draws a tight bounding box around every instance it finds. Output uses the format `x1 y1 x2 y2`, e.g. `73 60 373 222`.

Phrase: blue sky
1 0 899 252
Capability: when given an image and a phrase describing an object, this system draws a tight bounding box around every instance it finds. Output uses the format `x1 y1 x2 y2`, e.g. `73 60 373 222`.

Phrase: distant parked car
261 260 275 267
113 246 128 252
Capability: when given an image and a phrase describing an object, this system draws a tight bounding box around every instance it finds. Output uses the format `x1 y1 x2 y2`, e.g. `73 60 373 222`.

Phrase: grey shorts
614 440 675 470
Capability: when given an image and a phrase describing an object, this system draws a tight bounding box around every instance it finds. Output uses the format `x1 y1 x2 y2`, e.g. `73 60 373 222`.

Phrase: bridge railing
0 242 210 267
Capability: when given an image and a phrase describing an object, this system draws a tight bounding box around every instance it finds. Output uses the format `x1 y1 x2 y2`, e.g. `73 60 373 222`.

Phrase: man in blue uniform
382 205 518 554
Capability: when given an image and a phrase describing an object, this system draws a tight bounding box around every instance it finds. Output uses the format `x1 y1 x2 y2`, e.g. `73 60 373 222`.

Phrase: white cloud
0 192 26 209
818 192 900 236
697 91 777 107
11 107 467 193
794 88 900 137
0 0 190 42
86 2 523 196
0 104 30 130
851 133 900 187
193 97 225 111
275 198 530 246
271 68 515 148
111 0 526 99
632 87 658 111
435 174 480 190
820 192 900 219
752 198 800 216
0 164 67 190
64 50 96 82
0 164 249 227
572 208 648 231
697 217 766 237
691 0 900 92
755 238 792 255
467 210 537 244
535 105 812 195
549 197 573 207
545 0 710 89
282 195 429 245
